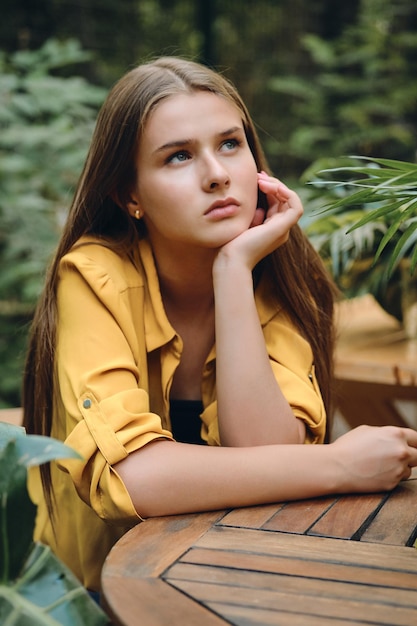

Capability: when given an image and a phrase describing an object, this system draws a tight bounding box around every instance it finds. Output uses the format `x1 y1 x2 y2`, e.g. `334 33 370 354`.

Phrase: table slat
169 578 417 626
261 497 336 533
220 503 284 528
195 526 417 570
361 479 417 546
307 492 386 539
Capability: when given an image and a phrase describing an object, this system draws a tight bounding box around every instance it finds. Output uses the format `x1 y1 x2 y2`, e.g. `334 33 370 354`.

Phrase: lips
204 197 240 216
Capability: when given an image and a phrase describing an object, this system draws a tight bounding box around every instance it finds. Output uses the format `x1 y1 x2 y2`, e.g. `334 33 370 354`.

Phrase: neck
152 244 216 317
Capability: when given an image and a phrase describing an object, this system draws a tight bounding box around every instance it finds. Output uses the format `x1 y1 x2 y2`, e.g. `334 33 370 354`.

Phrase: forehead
143 91 243 142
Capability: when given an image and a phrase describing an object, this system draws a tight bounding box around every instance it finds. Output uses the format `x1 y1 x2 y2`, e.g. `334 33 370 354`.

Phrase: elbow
113 439 184 518
114 457 162 519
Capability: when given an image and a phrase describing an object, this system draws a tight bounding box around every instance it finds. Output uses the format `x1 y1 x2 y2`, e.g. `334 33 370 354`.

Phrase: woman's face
128 91 259 256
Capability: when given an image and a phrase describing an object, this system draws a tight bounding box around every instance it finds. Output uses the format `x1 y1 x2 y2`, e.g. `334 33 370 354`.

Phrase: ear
126 193 143 218
111 189 143 218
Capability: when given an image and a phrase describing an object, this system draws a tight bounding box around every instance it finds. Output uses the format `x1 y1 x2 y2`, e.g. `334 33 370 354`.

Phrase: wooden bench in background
334 295 417 431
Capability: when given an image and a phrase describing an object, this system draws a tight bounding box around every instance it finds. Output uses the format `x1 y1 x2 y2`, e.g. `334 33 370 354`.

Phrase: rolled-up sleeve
199 314 326 446
54 246 173 523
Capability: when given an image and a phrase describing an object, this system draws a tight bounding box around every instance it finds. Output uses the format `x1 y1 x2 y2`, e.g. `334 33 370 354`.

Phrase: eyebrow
153 126 244 155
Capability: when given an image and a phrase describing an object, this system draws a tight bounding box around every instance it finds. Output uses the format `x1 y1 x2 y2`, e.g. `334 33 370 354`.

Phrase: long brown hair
23 57 336 514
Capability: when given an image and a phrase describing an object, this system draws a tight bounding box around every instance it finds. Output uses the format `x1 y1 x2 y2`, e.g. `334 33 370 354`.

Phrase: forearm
214 259 304 446
115 425 417 519
115 439 336 518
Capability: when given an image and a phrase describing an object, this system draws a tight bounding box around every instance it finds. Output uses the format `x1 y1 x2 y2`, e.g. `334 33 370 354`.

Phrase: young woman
23 57 417 592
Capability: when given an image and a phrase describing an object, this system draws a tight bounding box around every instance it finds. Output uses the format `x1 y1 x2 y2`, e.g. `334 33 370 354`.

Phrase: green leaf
374 214 408 262
346 199 411 230
0 441 36 582
0 543 109 625
350 156 417 172
0 426 82 582
0 424 81 469
314 187 386 213
386 222 417 276
0 423 25 446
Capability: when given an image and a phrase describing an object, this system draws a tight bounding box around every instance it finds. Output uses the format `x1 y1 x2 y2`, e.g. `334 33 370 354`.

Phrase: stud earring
134 209 142 220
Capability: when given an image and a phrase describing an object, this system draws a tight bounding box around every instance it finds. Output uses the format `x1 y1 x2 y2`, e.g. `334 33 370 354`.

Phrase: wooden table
102 470 417 626
334 295 417 429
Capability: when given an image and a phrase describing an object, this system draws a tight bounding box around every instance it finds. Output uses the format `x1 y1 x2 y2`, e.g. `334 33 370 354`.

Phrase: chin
222 224 252 243
202 219 253 249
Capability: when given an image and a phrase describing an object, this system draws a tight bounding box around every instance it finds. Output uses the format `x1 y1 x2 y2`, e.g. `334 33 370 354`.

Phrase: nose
202 154 230 192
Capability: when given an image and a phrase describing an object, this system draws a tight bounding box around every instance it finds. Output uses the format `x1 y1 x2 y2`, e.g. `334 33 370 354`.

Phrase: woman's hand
215 172 303 272
330 425 417 493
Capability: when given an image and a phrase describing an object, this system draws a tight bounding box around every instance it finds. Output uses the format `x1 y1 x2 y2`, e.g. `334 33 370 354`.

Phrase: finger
400 466 412 482
407 449 417 468
257 176 303 221
403 431 417 468
404 428 417 448
257 176 291 203
389 427 417 467
258 170 287 188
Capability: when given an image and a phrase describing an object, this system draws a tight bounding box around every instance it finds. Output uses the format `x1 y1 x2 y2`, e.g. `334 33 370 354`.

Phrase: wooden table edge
102 509 227 580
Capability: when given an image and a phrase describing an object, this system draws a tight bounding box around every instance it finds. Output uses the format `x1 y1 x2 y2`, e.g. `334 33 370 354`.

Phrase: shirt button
83 398 92 409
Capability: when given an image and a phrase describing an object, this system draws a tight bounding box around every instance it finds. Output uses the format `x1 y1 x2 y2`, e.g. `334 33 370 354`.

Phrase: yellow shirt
29 236 326 590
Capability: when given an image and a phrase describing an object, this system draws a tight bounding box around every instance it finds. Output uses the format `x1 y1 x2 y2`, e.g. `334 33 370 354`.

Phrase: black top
169 399 206 445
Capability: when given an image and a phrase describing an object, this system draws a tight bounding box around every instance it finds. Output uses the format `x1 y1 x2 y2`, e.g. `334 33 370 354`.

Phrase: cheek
240 156 259 191
138 176 170 209
244 168 260 208
139 179 186 224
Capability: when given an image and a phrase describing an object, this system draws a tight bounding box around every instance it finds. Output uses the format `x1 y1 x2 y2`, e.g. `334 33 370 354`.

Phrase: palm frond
386 221 417 276
308 156 417 278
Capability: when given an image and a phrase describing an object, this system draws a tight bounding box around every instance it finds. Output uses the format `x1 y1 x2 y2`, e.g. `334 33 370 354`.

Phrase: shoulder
59 236 145 292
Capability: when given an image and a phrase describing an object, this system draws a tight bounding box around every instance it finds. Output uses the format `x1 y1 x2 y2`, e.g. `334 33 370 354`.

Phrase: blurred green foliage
269 0 417 167
0 39 105 406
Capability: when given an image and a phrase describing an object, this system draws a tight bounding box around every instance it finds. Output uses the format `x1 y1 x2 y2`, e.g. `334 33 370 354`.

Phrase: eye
221 138 241 152
167 151 190 164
